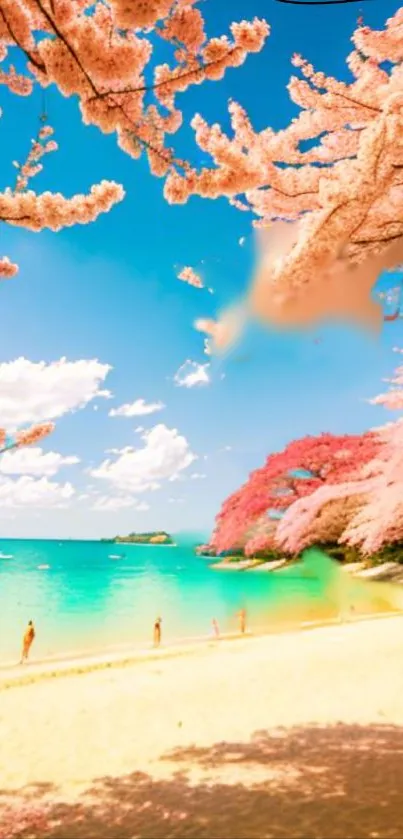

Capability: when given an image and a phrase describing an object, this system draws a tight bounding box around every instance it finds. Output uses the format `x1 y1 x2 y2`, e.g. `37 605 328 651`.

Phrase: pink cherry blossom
0 115 123 275
14 123 58 192
15 421 54 448
0 257 18 278
209 344 403 557
0 2 269 279
0 421 54 456
0 2 269 177
164 8 403 331
210 430 381 555
178 266 203 289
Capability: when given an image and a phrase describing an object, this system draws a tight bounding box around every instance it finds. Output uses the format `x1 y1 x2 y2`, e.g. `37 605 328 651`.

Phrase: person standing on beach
238 608 246 634
20 620 35 664
212 618 220 639
153 616 162 647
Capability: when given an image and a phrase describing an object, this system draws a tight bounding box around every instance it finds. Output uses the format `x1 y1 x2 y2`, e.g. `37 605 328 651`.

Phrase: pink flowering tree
276 349 403 556
0 2 269 276
339 420 403 554
166 8 403 332
210 431 381 556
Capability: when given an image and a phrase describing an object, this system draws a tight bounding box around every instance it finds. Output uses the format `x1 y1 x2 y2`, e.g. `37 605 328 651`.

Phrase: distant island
101 531 174 545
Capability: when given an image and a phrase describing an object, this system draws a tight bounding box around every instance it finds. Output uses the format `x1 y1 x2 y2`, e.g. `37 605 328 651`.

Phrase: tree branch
0 7 45 72
88 49 238 102
34 0 98 95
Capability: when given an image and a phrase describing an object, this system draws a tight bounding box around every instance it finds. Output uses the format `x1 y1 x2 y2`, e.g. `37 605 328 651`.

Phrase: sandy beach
1 615 403 838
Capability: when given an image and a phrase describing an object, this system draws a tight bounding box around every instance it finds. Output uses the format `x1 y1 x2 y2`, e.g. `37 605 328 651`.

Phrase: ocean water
0 536 398 665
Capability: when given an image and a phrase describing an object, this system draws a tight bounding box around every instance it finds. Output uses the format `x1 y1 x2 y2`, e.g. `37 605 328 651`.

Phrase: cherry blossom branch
0 6 45 73
1 2 269 178
34 0 98 96
90 49 240 101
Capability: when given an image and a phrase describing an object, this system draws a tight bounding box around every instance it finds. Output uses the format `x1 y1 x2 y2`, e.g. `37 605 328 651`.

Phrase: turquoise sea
0 536 396 665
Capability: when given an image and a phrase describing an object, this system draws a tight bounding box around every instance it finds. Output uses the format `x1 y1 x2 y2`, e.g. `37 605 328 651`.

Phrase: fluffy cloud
92 495 150 512
109 399 164 418
174 360 210 388
190 472 207 480
0 447 79 477
0 357 111 427
168 473 185 483
0 476 74 508
91 424 196 493
105 446 135 456
136 501 150 512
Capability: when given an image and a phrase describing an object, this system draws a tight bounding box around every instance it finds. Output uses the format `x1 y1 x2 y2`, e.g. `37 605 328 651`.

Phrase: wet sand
1 615 403 838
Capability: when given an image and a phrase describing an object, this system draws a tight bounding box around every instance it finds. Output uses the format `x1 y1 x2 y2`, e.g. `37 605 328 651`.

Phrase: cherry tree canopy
211 346 403 558
168 8 403 334
210 430 381 556
0 1 269 277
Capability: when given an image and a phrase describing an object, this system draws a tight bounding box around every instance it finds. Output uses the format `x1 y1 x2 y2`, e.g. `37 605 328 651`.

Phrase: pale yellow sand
1 616 403 838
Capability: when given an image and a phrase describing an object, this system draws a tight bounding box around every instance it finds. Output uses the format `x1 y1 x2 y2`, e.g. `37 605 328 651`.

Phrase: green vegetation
101 531 173 545
199 542 403 567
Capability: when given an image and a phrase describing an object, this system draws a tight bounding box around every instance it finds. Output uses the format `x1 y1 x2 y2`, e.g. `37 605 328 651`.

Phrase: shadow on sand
2 722 403 838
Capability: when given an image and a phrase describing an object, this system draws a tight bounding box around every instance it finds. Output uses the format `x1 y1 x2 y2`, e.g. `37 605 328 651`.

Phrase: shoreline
1 607 402 691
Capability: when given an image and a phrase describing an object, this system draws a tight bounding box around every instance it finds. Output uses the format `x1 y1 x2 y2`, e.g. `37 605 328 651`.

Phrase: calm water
0 536 397 664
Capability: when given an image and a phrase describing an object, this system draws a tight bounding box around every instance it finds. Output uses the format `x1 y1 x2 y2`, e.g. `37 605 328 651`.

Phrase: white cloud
91 424 196 493
0 476 74 508
190 472 207 480
168 497 185 504
0 357 111 427
135 426 144 433
136 501 150 512
221 445 232 452
92 495 150 512
0 447 79 477
105 446 135 456
174 360 210 388
109 399 164 418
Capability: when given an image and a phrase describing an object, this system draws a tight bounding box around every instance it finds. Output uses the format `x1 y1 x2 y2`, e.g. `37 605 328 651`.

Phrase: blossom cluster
0 421 54 453
177 266 203 288
0 2 269 176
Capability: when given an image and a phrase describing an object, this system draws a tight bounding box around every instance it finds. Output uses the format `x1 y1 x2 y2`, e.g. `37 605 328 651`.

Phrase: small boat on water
38 564 50 570
0 552 13 560
109 553 125 560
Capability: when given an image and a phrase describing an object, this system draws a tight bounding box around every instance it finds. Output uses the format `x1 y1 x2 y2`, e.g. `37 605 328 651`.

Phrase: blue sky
0 0 401 539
